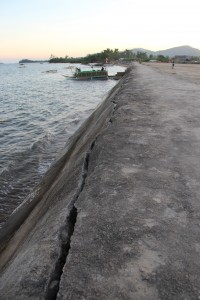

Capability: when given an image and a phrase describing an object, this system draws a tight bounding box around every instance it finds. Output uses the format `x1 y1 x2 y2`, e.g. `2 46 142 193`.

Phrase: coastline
1 63 200 299
0 63 125 228
0 68 129 298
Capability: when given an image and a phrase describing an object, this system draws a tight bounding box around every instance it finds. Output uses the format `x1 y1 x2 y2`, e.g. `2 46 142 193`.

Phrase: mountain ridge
131 45 200 57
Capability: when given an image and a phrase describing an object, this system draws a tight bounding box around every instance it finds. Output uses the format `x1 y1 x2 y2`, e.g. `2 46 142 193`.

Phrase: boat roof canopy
77 70 106 73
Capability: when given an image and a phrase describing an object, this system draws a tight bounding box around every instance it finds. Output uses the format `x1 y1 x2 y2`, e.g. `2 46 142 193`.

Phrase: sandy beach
144 61 200 85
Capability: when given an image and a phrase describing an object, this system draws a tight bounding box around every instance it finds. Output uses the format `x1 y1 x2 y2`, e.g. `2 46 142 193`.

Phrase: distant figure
101 67 104 71
172 61 175 69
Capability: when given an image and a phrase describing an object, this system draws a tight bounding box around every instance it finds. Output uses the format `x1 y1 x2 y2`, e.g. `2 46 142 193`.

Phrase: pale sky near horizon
1 0 200 62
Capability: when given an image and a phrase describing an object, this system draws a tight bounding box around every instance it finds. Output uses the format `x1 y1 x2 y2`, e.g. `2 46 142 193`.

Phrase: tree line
49 48 197 64
49 49 122 64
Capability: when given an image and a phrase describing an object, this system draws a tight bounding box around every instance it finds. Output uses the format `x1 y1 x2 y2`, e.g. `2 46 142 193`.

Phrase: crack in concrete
46 97 118 299
46 139 96 300
109 100 117 124
46 205 77 300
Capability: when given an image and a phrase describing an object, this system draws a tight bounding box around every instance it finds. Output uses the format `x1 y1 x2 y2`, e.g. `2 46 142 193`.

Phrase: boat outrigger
73 67 108 80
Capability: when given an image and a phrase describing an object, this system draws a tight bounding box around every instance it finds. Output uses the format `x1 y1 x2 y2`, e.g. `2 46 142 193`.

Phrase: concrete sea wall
1 63 200 299
0 67 130 299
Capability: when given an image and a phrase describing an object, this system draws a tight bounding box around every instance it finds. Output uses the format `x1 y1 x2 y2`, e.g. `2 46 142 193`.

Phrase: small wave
38 159 53 176
0 166 10 177
68 118 81 126
30 139 48 152
0 118 11 124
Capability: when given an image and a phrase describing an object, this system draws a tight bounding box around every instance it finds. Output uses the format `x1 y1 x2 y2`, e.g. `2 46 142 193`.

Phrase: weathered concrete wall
0 69 129 299
56 63 200 300
1 62 200 299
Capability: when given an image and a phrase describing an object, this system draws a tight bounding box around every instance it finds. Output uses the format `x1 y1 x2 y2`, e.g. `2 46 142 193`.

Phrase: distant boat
45 70 57 73
109 71 126 80
72 67 108 80
18 63 26 68
65 65 75 70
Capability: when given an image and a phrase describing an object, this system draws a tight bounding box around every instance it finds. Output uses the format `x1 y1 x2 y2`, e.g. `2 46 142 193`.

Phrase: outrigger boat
73 67 108 80
63 67 125 81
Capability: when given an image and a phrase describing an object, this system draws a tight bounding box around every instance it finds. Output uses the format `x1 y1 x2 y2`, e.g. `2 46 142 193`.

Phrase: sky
1 0 200 62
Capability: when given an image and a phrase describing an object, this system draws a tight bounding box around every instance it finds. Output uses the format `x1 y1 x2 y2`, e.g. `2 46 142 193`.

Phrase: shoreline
1 63 200 299
0 76 124 249
0 63 126 229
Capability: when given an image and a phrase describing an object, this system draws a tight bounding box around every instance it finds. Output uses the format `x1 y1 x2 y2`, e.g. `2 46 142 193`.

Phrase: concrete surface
1 63 200 299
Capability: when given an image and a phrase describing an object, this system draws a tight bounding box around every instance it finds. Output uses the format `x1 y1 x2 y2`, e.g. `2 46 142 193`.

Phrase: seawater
0 62 125 227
